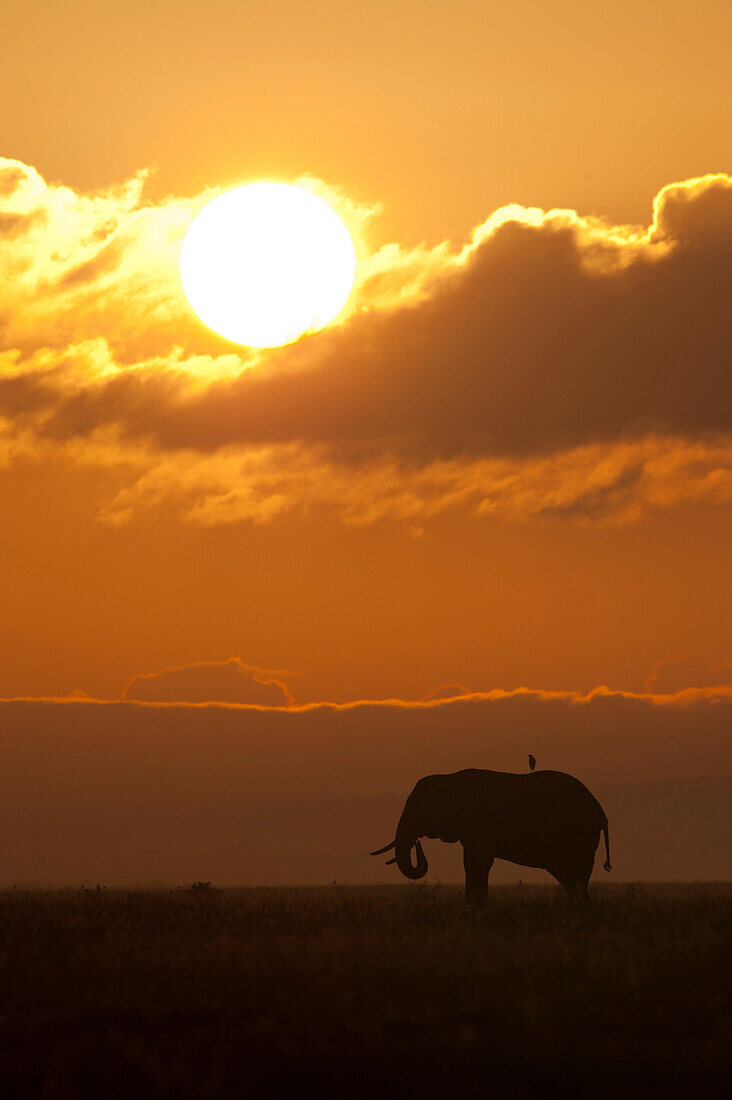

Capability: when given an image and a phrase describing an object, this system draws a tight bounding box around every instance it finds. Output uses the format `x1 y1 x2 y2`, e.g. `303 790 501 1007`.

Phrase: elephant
371 768 611 905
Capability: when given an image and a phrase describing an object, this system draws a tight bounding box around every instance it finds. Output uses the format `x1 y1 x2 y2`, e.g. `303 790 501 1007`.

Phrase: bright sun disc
180 182 356 348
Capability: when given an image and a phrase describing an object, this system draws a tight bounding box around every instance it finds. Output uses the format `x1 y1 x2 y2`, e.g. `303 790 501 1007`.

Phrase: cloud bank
0 687 729 884
1 160 731 527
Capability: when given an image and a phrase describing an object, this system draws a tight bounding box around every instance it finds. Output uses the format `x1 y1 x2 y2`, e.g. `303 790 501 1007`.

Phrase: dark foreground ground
0 884 729 1098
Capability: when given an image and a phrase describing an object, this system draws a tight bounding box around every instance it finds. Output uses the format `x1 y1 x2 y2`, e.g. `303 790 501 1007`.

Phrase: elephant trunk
395 827 428 880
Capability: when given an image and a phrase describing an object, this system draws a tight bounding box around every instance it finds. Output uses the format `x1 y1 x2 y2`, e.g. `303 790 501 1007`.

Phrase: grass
0 883 729 1098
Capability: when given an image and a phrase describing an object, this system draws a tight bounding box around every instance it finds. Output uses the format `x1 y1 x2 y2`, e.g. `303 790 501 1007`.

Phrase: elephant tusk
384 857 397 865
370 841 396 856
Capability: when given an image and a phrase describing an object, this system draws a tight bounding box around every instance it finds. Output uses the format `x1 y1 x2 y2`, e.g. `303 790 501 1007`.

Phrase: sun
179 182 356 348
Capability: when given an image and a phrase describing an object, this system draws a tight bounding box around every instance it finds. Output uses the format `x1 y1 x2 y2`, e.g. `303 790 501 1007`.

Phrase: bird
528 753 536 772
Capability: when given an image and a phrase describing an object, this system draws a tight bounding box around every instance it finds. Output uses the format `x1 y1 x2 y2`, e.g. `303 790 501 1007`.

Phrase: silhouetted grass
0 884 729 1097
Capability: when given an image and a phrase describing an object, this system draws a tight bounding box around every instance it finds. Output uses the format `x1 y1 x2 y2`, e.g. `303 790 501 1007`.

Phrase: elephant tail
602 819 612 872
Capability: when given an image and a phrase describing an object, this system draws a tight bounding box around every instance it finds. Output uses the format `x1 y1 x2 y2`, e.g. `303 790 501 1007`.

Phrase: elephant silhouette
371 768 611 905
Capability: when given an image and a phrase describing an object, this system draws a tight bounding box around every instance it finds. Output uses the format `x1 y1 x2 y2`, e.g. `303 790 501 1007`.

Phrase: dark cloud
17 174 730 464
1 170 730 526
652 177 732 250
122 658 293 706
645 653 732 694
2 685 730 795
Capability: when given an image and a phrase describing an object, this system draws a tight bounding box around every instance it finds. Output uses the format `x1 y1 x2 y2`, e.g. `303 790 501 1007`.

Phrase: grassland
0 883 729 1098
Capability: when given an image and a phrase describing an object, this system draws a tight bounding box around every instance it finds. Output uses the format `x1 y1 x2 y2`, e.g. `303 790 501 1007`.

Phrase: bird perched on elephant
371 768 611 906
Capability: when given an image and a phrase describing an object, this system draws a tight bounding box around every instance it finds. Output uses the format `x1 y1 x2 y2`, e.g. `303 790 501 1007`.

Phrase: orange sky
4 0 731 245
1 160 730 704
0 6 731 705
1 0 731 884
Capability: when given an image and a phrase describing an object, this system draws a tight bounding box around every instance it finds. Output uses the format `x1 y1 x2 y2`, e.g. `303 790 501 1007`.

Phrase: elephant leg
569 848 596 903
570 881 591 906
556 876 584 903
575 853 595 904
462 842 494 908
552 859 592 905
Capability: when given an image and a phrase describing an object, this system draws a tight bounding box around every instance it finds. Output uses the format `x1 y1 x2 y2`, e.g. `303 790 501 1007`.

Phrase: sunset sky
1 1 730 882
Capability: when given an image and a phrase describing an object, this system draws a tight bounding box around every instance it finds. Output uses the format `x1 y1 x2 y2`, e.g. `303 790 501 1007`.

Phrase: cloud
93 433 732 528
0 159 433 368
122 658 293 706
645 653 732 695
1 160 731 526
